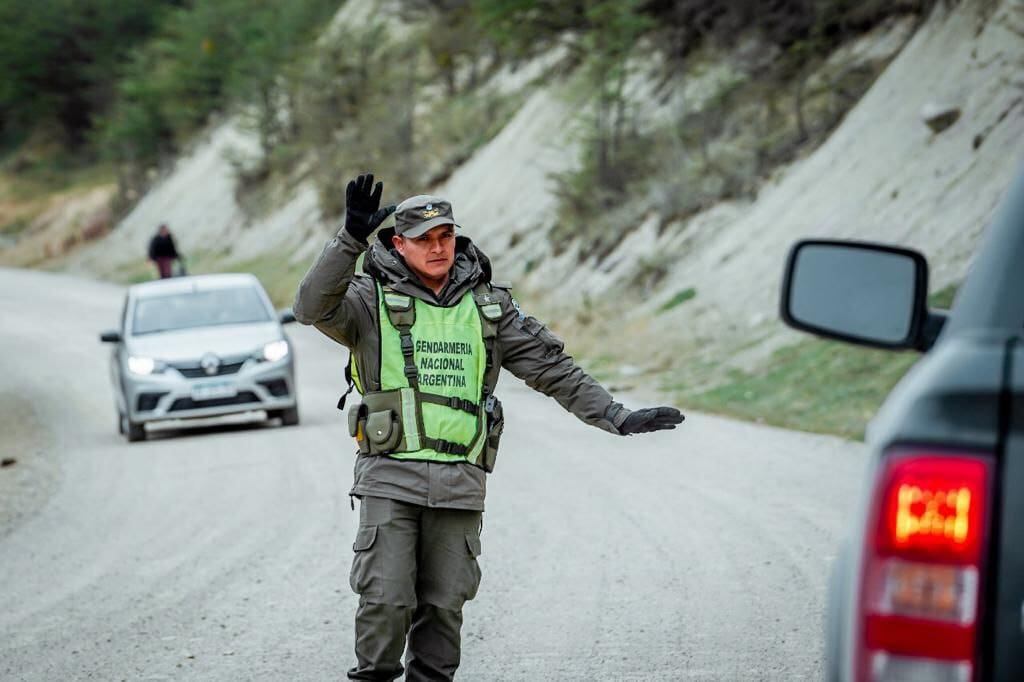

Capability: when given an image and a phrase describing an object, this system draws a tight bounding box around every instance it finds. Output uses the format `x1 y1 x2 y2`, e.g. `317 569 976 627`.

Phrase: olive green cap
395 195 460 238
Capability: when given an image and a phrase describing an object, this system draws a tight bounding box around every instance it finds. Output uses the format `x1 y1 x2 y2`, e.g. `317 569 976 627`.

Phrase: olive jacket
293 227 630 510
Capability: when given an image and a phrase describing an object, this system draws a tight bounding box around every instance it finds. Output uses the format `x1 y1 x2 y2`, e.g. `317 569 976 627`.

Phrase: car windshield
132 286 271 335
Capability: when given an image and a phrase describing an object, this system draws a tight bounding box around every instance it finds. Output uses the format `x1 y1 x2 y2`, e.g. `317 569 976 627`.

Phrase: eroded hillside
6 0 1023 436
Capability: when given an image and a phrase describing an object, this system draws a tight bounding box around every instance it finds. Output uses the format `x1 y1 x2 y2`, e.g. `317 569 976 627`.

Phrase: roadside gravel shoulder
0 385 61 537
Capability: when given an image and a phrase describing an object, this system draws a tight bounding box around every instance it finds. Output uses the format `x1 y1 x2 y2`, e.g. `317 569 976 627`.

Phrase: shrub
658 287 697 313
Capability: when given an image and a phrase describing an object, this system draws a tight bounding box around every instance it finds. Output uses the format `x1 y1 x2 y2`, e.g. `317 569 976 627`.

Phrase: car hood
126 322 283 362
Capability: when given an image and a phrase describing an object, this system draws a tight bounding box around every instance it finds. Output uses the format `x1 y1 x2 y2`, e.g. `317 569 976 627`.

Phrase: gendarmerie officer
294 174 683 681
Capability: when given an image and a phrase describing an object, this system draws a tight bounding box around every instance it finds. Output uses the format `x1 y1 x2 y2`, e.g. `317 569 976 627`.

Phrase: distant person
294 173 684 681
147 224 182 279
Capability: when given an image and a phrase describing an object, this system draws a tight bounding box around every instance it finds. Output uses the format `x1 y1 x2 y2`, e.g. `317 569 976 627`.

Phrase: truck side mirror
278 309 297 325
780 240 930 350
100 330 122 343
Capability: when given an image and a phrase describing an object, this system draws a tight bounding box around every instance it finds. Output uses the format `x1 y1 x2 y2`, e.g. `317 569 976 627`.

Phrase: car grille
173 360 247 378
168 391 260 412
136 392 168 412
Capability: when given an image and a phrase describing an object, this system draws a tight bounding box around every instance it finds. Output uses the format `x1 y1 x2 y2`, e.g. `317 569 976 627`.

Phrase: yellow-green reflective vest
347 282 502 468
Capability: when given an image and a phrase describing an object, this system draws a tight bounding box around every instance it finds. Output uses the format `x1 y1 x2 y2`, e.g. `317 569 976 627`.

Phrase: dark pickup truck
780 168 1024 682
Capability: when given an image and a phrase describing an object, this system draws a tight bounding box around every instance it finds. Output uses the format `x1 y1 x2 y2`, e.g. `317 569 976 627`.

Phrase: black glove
619 407 685 435
344 173 396 242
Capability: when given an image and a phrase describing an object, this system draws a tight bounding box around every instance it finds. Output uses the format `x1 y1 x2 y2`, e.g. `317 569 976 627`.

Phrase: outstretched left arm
494 290 682 435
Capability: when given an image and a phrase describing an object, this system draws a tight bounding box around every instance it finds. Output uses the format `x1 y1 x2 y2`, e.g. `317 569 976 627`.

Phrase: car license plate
191 382 237 401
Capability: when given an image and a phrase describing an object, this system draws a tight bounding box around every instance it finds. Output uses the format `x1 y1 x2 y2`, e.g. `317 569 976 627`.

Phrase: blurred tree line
0 0 177 150
0 0 341 185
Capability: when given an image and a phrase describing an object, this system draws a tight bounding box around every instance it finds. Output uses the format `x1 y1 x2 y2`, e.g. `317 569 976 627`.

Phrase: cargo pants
347 496 483 681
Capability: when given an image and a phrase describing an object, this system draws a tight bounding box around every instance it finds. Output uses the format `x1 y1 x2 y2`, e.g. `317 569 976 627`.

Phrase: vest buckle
448 397 476 413
400 335 415 356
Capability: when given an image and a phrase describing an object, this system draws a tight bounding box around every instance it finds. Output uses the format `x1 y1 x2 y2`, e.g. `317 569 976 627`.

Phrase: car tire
123 413 146 442
273 406 300 427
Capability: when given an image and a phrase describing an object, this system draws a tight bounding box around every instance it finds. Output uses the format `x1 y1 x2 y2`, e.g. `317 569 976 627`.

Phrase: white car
100 273 299 442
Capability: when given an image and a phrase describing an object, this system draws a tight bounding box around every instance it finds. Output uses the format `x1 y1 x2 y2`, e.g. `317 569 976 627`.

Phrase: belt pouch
350 405 371 454
365 409 402 453
347 405 360 437
481 395 504 473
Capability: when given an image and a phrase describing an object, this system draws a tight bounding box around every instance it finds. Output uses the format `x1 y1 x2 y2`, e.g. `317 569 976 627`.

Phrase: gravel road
0 267 867 680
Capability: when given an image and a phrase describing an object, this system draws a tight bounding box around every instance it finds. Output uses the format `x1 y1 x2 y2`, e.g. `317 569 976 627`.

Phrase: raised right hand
344 173 395 242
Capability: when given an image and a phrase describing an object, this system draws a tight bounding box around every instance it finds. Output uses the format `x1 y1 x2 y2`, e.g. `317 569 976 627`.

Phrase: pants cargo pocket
419 530 483 611
463 532 483 602
349 525 381 598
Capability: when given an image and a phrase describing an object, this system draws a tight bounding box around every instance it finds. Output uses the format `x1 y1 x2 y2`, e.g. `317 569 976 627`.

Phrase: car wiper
133 320 268 336
133 328 178 336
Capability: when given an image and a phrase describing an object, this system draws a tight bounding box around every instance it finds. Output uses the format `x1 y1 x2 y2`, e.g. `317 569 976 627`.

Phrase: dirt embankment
0 183 116 269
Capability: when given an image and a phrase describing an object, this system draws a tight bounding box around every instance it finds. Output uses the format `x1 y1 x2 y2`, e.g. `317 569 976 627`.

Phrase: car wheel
123 414 146 442
274 406 300 427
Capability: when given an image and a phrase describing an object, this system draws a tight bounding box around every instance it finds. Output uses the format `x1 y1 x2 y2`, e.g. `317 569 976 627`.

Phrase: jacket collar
364 228 493 305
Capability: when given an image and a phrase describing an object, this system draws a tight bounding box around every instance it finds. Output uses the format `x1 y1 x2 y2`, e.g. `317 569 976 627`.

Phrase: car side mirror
278 309 297 325
100 330 122 343
781 240 932 350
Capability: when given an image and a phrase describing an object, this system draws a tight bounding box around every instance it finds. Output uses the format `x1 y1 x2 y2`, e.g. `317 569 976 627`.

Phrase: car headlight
262 340 289 362
128 356 166 375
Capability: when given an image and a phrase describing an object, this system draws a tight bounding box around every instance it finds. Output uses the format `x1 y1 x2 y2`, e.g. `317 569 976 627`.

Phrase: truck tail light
857 452 992 682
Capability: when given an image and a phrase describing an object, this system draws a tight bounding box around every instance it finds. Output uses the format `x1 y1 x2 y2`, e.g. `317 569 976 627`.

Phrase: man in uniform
293 174 684 681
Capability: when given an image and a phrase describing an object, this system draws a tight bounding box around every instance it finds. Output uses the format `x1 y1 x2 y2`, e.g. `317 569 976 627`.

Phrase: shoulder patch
472 289 504 321
480 303 503 321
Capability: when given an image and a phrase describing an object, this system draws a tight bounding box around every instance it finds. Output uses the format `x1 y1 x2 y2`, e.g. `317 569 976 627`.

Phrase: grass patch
928 284 958 309
662 284 962 438
110 260 159 285
0 173 114 239
658 287 696 313
0 217 29 236
106 248 227 286
223 253 309 309
1 148 114 203
106 248 307 309
474 277 958 442
678 337 919 439
0 143 116 246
